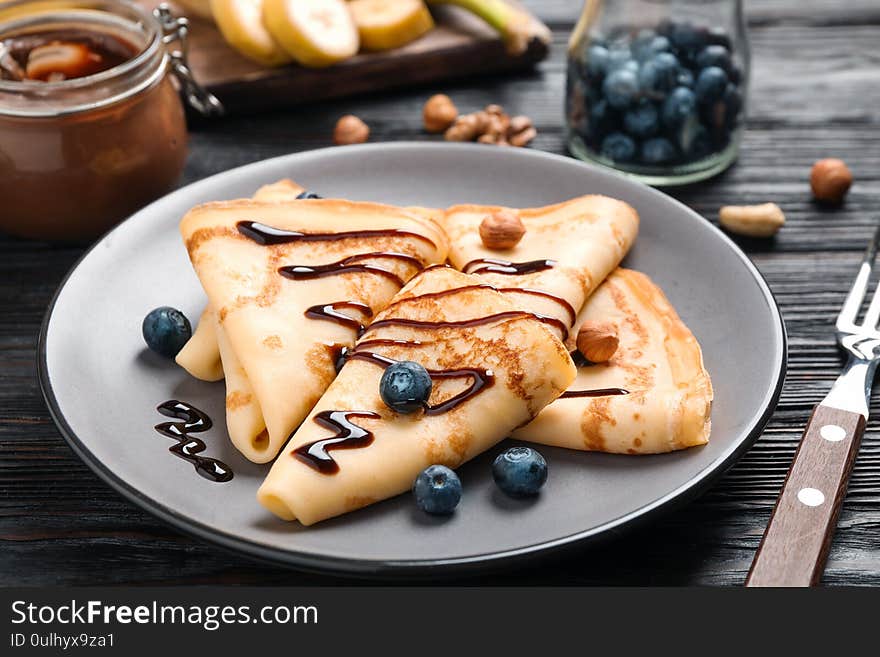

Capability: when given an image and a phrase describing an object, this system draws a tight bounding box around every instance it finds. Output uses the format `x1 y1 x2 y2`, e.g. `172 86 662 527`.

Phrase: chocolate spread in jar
1 29 135 81
0 23 188 240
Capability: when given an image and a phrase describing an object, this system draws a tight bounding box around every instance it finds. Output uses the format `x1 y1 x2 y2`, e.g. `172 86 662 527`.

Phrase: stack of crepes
176 179 712 525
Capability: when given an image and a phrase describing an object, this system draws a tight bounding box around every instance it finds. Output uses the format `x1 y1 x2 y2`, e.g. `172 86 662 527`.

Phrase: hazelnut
509 126 537 148
479 210 525 249
508 115 532 134
444 112 490 141
576 321 619 363
423 94 458 133
810 158 852 204
333 114 369 145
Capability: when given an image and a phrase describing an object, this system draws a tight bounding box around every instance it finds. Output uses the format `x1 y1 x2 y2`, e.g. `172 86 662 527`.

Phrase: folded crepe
512 268 713 453
175 180 309 383
258 266 577 525
441 195 639 332
178 196 449 463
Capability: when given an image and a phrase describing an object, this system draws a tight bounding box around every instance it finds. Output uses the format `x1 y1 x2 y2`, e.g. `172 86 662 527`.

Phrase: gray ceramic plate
39 143 785 576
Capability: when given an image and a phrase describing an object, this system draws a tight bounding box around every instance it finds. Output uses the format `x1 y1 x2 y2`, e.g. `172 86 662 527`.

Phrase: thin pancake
512 268 713 453
442 195 639 330
180 197 448 463
258 267 576 525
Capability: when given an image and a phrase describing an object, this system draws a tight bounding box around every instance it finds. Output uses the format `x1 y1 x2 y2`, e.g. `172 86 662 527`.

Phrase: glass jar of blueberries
566 0 749 185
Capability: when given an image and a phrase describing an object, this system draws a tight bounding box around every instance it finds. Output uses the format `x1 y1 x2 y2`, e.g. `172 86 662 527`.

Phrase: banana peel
426 0 549 55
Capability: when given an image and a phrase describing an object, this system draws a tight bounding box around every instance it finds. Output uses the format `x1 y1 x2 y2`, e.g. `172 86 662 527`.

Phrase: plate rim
37 142 788 577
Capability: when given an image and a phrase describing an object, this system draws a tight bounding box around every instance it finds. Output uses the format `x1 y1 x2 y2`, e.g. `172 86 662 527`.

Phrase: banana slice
211 0 292 67
348 0 434 52
262 0 359 68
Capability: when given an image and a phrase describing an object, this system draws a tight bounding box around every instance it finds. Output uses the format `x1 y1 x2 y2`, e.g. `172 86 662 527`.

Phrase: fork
746 226 880 587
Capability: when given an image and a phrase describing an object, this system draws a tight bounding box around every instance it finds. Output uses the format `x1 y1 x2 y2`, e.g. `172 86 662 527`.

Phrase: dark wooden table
3 0 879 586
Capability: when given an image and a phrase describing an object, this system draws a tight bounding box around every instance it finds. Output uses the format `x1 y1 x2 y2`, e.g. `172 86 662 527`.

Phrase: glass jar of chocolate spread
0 1 222 240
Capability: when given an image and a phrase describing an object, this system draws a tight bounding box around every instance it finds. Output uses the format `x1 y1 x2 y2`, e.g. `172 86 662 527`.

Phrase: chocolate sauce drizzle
293 410 380 474
348 349 495 416
366 310 569 342
154 401 233 482
384 283 576 328
463 258 556 276
305 301 373 336
280 252 424 287
560 388 630 398
237 220 437 250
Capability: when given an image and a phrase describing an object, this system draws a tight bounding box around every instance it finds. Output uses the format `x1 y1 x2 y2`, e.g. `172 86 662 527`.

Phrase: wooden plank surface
2 0 880 585
142 1 549 113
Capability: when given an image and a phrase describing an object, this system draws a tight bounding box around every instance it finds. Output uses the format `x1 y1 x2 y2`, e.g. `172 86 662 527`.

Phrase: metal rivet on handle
798 488 825 507
820 424 846 442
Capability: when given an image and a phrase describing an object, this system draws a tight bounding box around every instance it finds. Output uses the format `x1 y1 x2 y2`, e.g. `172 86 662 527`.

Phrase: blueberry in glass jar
623 101 660 138
602 67 640 109
695 66 729 104
588 98 620 142
601 132 636 161
585 44 609 79
605 46 636 73
641 137 676 164
677 68 694 88
565 14 746 178
668 21 707 56
695 44 732 74
661 86 696 128
638 52 679 95
632 30 670 62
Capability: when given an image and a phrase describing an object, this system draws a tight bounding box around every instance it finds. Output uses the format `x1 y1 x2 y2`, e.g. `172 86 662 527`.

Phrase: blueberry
600 132 636 161
695 45 732 74
142 306 191 358
602 68 639 109
661 86 696 128
638 52 679 95
641 137 676 164
672 113 709 157
669 21 706 54
706 26 732 50
605 47 636 73
694 66 728 103
633 35 671 62
588 99 620 142
379 361 432 413
585 44 609 79
728 64 743 85
623 101 660 138
296 191 322 199
723 83 743 126
413 465 461 515
492 447 548 497
685 125 713 160
677 68 694 88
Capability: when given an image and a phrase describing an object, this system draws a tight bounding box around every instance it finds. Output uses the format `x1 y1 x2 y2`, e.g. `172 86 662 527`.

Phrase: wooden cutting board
141 2 550 114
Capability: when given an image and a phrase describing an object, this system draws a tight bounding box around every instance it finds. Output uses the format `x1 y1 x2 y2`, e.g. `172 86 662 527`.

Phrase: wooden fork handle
746 404 864 587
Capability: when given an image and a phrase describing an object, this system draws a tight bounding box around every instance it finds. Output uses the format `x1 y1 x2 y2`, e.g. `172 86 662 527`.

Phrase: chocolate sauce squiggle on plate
154 401 233 482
